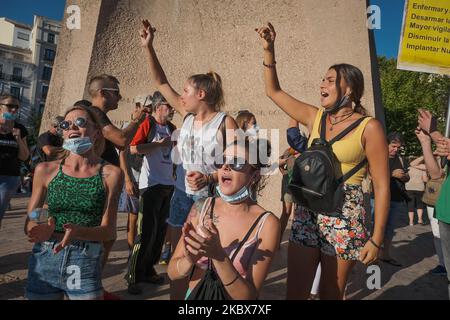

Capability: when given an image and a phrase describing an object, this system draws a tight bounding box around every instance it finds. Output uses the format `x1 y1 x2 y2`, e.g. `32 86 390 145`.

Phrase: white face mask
246 125 260 137
63 137 93 155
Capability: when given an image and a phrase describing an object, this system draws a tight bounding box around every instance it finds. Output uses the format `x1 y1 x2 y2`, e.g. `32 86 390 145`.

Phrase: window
44 49 55 61
42 66 52 81
17 32 29 41
12 67 22 82
10 86 21 99
41 85 49 100
0 64 3 79
47 33 55 44
39 103 45 114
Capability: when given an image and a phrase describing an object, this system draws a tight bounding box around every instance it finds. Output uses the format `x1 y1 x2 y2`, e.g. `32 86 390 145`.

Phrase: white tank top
177 112 227 197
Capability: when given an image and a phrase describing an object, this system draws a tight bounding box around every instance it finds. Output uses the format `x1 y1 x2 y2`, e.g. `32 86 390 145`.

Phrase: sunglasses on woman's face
59 117 89 131
214 156 257 172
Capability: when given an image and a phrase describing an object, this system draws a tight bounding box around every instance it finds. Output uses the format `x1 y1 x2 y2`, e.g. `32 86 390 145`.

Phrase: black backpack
186 197 268 300
128 115 176 172
288 113 368 216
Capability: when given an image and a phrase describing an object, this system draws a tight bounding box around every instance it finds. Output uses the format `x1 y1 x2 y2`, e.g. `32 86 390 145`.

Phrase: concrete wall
43 0 382 214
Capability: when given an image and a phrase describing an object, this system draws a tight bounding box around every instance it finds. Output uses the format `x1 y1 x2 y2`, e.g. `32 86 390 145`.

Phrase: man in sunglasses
86 75 150 300
36 116 65 162
87 74 150 167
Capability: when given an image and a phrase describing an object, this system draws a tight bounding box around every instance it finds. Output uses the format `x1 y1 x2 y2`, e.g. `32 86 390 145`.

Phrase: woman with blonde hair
138 19 238 299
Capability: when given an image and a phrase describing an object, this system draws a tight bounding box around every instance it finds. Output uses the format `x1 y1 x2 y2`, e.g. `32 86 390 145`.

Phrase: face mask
63 137 93 155
325 95 350 114
2 112 17 121
216 184 251 204
246 125 260 137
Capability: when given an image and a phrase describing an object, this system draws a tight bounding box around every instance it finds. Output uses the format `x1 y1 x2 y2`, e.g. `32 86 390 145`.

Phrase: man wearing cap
36 116 65 162
126 91 176 295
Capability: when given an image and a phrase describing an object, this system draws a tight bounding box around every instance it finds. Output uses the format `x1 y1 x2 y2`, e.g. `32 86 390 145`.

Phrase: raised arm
415 129 442 179
255 23 318 131
418 109 444 144
140 20 186 118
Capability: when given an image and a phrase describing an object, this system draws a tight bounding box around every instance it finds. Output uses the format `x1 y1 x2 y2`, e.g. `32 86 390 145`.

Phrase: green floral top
48 161 106 233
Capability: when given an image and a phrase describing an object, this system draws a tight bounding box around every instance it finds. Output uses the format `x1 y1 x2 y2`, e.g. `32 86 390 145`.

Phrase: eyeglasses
59 117 89 131
101 88 120 95
214 156 258 172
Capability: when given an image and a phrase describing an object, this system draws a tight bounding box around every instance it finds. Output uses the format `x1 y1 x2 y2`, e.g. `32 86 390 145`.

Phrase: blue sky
0 0 403 59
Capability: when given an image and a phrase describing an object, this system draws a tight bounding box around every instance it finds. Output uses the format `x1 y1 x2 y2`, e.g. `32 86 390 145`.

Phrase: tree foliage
378 56 450 156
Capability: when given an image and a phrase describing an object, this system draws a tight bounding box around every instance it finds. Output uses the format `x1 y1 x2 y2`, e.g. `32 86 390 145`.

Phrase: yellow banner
397 0 450 75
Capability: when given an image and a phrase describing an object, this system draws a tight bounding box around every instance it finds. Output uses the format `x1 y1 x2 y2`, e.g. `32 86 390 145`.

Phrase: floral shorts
290 184 369 260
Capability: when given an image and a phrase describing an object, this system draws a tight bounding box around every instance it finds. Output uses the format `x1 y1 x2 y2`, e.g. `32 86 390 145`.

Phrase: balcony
0 73 31 85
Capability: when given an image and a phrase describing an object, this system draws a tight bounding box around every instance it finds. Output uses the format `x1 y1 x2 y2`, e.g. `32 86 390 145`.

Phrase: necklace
328 111 354 131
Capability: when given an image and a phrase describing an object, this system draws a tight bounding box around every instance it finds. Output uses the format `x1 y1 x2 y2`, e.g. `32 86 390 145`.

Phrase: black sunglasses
214 156 257 172
59 117 89 131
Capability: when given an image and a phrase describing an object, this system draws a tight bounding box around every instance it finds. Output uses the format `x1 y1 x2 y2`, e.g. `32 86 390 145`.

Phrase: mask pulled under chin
324 95 351 114
246 125 260 137
63 137 93 155
216 182 257 204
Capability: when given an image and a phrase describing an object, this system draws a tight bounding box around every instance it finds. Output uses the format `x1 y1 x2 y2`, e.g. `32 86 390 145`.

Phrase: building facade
0 16 60 133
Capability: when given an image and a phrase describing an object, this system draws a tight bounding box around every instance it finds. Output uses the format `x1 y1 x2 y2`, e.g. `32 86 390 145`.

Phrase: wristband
369 238 381 249
223 273 239 287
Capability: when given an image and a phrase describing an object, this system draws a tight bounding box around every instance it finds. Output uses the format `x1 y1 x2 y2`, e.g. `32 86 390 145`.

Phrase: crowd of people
0 20 449 300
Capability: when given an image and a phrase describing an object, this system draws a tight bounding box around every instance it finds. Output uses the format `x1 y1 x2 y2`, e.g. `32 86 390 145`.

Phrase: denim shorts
371 199 407 241
26 239 104 300
167 188 203 227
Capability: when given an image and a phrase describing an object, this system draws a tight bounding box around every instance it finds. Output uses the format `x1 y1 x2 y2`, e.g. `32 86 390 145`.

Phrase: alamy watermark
65 5 381 31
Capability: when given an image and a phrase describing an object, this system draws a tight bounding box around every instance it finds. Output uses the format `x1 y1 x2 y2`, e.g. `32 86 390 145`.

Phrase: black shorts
406 190 424 211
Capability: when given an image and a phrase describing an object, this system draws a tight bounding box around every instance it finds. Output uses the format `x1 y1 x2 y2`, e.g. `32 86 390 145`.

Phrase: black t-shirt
37 131 63 161
390 156 408 202
87 106 120 167
0 123 28 176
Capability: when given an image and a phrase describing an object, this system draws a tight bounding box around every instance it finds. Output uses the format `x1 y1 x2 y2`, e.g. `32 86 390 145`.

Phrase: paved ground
0 195 448 300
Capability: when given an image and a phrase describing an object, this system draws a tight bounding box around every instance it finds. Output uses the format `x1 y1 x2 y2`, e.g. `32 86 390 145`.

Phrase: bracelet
369 238 381 249
223 273 239 287
263 61 276 68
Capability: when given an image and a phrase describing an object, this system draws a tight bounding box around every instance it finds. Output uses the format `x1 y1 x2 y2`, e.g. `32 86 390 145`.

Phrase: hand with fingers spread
255 22 276 50
436 137 450 159
53 223 80 254
418 108 438 135
186 171 208 191
27 217 56 243
139 19 156 48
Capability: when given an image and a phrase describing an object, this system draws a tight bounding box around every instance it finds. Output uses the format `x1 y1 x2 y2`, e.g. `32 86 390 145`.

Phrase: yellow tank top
308 108 372 185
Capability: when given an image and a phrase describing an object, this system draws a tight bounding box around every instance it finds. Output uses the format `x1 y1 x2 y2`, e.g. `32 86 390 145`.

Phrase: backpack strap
146 116 157 143
230 211 270 263
337 158 368 184
217 114 227 153
329 116 369 145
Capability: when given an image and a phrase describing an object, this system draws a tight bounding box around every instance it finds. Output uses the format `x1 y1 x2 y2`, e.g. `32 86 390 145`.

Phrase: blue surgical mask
216 178 258 204
63 137 93 155
2 112 17 121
